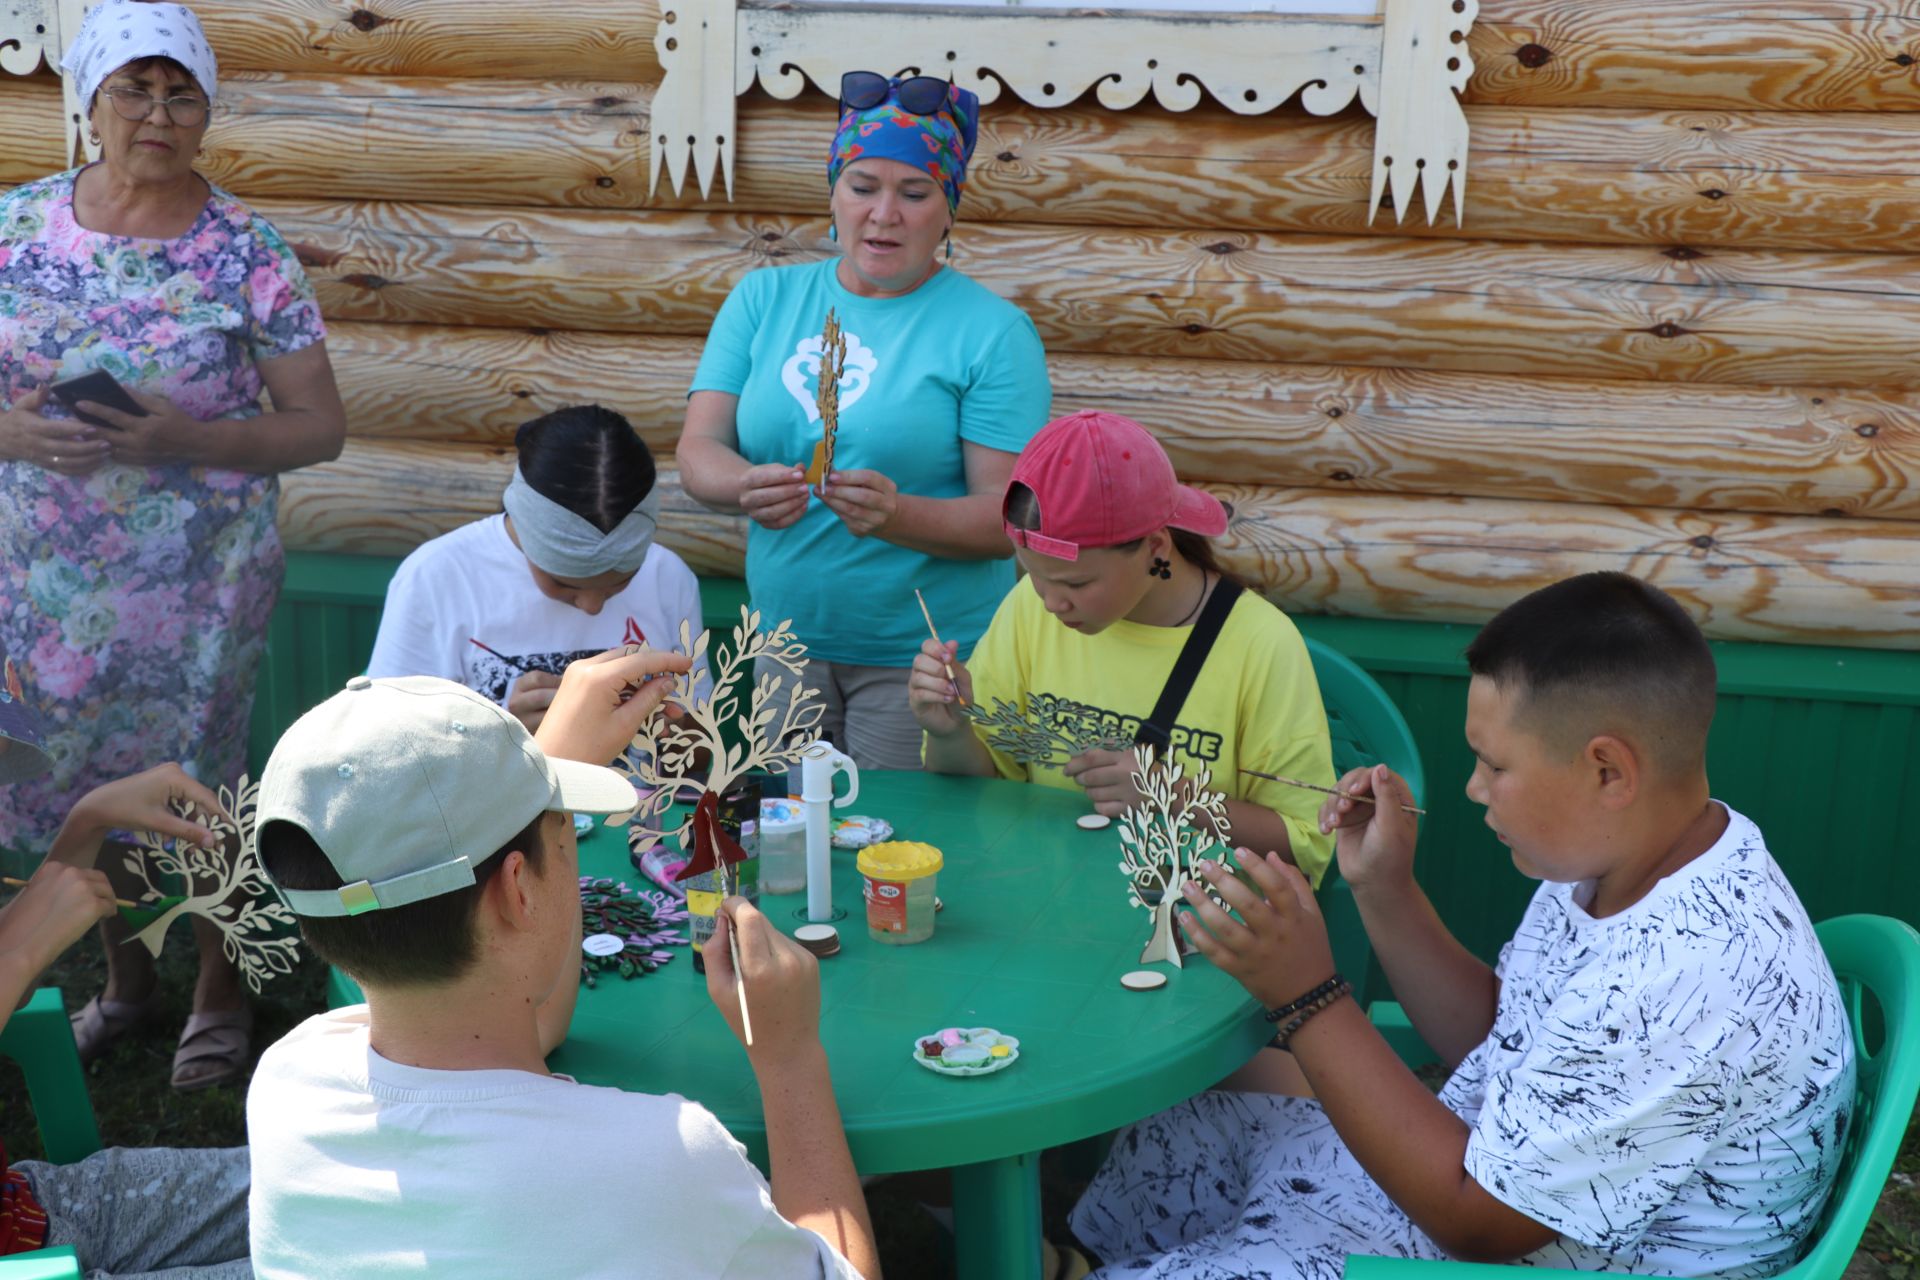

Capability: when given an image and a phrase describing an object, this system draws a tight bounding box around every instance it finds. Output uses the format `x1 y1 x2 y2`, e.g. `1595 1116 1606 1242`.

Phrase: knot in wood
995 150 1017 163
1894 53 1917 67
1691 535 1715 550
1699 188 1728 201
1644 322 1690 340
1514 43 1553 69
1822 508 1847 519
347 8 390 32
593 96 625 109
595 176 616 189
1182 322 1211 335
1204 242 1237 256
340 272 388 291
1856 423 1881 438
760 230 781 242
1329 469 1355 482
1663 246 1706 261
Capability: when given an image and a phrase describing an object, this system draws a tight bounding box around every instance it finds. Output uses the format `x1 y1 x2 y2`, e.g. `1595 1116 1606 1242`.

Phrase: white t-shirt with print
1442 804 1855 1275
366 514 705 704
247 1007 861 1280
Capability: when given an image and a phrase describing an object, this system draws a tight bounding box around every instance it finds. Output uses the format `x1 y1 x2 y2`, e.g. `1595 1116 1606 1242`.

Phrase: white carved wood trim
650 0 1474 225
1 0 99 168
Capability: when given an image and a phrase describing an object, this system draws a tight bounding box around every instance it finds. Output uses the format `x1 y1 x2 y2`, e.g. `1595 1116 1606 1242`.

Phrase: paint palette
912 1026 1020 1078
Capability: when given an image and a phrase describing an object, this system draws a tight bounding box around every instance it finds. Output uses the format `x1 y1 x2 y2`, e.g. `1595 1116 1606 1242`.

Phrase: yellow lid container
857 841 944 882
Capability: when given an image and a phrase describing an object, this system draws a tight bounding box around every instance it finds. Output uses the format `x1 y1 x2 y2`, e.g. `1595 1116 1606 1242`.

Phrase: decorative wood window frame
1 0 93 166
652 0 1477 225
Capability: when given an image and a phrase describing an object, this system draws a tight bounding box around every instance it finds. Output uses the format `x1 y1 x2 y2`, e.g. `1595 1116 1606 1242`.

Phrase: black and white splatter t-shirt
1445 804 1855 1274
366 514 707 704
1071 805 1854 1280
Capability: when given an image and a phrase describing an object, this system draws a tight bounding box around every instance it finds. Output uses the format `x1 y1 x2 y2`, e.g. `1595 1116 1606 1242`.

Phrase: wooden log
188 0 662 82
1471 1 1920 113
328 320 1920 522
260 197 1920 389
278 439 1920 649
197 72 655 210
185 71 1920 250
277 439 746 578
0 77 65 187
8 68 1920 251
1213 484 1920 650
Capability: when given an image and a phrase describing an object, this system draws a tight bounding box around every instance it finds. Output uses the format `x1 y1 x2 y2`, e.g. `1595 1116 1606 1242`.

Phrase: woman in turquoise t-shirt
679 73 1051 770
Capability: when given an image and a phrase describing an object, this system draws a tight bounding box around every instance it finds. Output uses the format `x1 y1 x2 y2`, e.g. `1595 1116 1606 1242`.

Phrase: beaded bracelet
1262 973 1346 1024
1273 979 1353 1051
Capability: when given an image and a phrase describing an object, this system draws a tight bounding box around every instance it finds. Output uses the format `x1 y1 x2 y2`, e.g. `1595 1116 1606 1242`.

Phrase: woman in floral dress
0 1 345 1089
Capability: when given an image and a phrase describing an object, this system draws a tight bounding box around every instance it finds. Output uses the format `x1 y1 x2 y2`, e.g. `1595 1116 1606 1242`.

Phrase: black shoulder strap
1134 578 1244 755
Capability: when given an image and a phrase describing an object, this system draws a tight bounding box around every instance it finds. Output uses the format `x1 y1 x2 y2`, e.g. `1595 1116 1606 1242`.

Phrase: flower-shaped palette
913 1026 1020 1078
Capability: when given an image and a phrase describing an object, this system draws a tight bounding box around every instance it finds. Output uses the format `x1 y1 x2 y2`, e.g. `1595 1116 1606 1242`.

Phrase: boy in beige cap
245 649 879 1279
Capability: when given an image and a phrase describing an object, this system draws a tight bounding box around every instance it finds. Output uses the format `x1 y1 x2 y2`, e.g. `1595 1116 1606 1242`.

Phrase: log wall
5 2 1918 647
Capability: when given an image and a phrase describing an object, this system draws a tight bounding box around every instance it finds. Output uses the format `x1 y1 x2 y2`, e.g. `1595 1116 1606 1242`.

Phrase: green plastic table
551 772 1272 1280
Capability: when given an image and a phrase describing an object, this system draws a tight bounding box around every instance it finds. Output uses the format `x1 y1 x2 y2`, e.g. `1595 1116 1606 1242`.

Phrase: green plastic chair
1345 914 1920 1280
0 987 101 1165
0 989 96 1280
1303 637 1426 1008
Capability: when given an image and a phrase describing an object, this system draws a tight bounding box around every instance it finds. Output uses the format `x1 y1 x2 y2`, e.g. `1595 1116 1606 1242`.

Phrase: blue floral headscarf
827 80 980 214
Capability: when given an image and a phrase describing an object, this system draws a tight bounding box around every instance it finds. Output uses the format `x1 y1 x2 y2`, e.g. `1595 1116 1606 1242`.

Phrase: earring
945 232 953 261
1148 557 1172 580
829 224 838 243
87 129 100 146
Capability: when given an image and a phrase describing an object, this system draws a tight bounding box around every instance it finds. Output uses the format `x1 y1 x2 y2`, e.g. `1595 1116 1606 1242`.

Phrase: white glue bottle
800 741 859 922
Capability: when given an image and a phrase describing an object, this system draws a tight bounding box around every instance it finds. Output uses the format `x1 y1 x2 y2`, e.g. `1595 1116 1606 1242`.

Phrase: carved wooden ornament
617 607 826 871
1115 746 1232 968
1 0 100 166
651 0 1474 224
123 774 303 994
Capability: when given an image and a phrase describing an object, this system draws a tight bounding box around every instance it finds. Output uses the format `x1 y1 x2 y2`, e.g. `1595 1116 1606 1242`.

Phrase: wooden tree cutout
804 309 847 486
123 775 301 994
962 695 1129 767
617 607 825 882
1116 746 1232 968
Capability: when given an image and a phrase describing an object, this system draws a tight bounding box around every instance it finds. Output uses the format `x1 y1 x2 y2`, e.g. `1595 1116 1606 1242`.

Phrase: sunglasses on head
840 71 954 118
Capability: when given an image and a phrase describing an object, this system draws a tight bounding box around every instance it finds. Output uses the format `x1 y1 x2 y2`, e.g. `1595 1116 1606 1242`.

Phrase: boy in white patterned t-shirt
1073 572 1854 1279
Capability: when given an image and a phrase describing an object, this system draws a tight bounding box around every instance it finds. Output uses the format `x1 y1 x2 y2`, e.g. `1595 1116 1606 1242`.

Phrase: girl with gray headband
366 406 706 729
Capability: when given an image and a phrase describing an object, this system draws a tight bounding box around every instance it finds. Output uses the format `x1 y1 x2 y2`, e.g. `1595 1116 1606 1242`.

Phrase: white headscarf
60 1 219 115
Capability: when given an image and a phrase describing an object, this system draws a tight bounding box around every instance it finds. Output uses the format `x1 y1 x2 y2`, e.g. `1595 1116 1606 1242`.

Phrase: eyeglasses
101 85 209 128
839 72 953 118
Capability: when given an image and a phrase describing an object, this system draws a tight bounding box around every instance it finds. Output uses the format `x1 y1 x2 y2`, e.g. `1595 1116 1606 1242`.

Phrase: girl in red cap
908 410 1337 882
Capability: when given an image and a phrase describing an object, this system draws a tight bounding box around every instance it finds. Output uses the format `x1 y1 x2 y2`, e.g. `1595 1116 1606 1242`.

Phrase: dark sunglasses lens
840 71 889 111
895 77 951 115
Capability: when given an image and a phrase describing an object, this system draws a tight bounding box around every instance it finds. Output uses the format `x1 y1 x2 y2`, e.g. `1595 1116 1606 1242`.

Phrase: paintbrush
4 876 136 909
913 589 968 707
1239 767 1427 816
720 888 753 1047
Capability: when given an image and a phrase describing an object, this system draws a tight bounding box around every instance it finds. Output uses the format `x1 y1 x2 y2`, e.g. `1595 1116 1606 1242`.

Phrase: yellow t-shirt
966 582 1337 886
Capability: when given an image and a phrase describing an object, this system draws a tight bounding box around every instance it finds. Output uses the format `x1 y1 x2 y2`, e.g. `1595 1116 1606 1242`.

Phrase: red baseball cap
1003 411 1228 561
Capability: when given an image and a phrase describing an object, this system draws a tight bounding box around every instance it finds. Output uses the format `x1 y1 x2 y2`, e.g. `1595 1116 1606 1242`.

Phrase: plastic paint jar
857 841 943 944
759 797 808 895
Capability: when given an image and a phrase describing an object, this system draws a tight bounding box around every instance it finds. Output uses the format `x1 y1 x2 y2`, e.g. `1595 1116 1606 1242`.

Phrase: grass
2 933 1914 1277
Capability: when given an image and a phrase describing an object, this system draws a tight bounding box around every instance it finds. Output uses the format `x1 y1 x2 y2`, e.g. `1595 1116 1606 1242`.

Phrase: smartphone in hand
49 370 148 431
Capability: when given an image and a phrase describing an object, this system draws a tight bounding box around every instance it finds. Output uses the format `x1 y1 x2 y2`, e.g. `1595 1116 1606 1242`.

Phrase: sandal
1043 1239 1093 1280
171 1006 253 1093
69 991 165 1064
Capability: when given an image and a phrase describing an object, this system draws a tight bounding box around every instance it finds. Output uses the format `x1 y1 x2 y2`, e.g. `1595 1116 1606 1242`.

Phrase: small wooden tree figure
617 607 825 886
1116 746 1232 968
962 695 1129 767
123 774 301 993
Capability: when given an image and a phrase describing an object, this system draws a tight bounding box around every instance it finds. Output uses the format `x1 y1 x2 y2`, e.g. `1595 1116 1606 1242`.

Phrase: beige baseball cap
258 676 637 918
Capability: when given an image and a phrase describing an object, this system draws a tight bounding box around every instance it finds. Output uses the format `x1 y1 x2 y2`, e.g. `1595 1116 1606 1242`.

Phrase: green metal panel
253 555 1920 962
